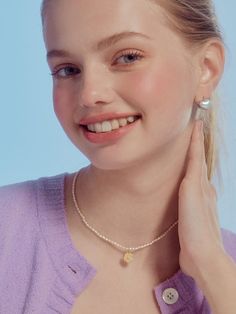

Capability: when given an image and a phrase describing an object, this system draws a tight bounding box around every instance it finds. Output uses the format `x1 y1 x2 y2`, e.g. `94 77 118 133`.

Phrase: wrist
194 251 236 313
195 249 229 287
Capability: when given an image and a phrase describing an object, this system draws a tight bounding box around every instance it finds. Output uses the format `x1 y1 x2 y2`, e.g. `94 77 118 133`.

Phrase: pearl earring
198 98 211 110
194 97 211 120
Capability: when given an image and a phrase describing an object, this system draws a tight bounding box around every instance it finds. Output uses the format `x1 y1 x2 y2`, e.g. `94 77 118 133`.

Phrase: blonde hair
41 0 226 189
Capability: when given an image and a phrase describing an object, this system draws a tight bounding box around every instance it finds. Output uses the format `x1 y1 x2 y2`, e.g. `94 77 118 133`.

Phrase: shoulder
221 227 236 262
0 172 67 233
0 176 36 199
0 178 36 227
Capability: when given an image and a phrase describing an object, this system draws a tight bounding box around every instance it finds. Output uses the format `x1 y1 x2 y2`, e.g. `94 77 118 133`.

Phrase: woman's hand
177 119 236 314
178 119 225 280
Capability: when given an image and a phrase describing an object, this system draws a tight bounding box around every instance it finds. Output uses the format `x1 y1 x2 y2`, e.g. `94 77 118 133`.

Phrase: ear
194 39 225 103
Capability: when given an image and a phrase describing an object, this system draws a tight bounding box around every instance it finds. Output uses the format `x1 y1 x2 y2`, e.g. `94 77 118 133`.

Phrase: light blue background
0 1 235 232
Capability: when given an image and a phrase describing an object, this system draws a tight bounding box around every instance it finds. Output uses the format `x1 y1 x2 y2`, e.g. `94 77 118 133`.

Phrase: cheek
53 84 74 123
119 60 193 118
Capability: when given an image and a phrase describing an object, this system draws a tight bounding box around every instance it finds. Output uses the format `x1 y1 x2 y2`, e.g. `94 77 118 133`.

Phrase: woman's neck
69 127 192 273
71 161 184 275
76 154 186 248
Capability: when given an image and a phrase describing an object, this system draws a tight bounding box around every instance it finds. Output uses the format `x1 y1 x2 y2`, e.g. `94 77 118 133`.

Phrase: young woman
0 0 236 313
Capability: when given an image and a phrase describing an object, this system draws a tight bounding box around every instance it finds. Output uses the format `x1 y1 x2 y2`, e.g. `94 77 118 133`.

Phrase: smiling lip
80 117 141 144
79 112 141 125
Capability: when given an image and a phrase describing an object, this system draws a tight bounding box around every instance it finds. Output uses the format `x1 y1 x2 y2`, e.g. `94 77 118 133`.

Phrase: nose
78 66 114 108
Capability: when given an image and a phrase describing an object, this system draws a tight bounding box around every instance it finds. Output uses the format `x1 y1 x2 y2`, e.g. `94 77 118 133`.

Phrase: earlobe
195 39 225 103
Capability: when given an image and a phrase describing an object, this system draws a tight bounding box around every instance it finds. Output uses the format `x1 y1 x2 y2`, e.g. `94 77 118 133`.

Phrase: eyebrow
46 31 151 60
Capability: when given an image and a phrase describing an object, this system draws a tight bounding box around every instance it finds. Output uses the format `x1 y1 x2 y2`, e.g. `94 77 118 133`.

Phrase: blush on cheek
119 62 183 115
52 86 74 122
53 87 63 105
53 88 64 119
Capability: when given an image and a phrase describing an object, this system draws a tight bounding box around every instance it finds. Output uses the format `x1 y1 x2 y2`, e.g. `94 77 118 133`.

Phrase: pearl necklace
72 170 178 265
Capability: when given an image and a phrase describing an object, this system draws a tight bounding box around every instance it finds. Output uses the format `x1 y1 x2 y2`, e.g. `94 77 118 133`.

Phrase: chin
88 159 133 171
75 141 138 169
86 152 147 171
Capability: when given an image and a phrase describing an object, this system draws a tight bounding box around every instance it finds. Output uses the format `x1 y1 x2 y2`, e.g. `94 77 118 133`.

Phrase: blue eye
114 50 144 65
51 66 80 78
50 50 143 79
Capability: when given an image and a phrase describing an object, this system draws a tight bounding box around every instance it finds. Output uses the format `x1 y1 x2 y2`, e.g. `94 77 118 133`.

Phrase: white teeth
86 115 139 133
101 121 112 132
87 124 95 132
127 116 135 123
94 123 102 133
118 118 128 127
111 119 120 130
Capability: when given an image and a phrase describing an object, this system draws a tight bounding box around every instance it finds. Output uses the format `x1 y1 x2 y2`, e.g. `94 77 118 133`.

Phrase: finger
200 123 209 181
185 120 204 182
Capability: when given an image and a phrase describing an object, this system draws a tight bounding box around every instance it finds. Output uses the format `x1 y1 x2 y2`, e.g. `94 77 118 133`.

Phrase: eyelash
50 49 144 79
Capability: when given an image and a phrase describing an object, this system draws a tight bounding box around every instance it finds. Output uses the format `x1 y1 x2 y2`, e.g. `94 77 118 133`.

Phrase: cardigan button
162 287 179 305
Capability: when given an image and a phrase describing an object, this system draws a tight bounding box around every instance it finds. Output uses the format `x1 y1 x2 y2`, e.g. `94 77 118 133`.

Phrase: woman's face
43 0 200 170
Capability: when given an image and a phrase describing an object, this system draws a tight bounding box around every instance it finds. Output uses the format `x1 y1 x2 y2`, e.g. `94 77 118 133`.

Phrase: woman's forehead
43 0 169 48
43 0 166 29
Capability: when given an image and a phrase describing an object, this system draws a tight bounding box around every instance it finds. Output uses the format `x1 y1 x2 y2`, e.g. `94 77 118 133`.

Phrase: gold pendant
123 251 134 264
